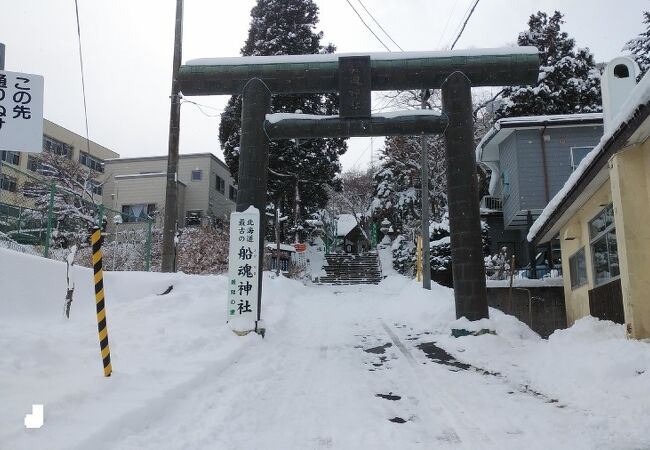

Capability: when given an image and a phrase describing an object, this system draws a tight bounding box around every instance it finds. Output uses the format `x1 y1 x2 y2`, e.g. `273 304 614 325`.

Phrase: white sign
0 70 44 153
227 206 260 323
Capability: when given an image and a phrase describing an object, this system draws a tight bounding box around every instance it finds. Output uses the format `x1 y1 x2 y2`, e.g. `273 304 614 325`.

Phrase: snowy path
3 249 647 449
80 285 599 450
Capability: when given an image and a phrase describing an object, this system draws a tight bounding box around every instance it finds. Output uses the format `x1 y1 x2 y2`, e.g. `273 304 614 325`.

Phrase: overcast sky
1 0 646 171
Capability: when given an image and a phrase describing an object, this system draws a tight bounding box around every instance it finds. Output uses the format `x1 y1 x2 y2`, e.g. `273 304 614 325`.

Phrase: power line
437 0 460 48
73 0 92 161
355 0 404 51
181 98 222 117
450 0 480 50
344 0 391 52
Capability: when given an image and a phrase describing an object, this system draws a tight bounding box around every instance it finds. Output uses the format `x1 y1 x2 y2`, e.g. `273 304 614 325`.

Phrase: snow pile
436 314 650 448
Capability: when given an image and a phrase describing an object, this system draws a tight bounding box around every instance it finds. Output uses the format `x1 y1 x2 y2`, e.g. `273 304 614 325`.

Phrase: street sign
227 207 260 325
0 70 44 153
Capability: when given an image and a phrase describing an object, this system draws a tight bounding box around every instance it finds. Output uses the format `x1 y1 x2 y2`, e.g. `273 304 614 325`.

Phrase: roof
265 242 297 252
476 113 603 163
336 214 360 237
105 152 230 172
529 72 650 244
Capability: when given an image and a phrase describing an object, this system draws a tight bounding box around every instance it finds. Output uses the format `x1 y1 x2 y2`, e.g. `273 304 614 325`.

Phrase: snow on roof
528 71 650 243
336 214 359 237
476 113 604 162
185 47 538 67
265 242 297 252
265 110 443 124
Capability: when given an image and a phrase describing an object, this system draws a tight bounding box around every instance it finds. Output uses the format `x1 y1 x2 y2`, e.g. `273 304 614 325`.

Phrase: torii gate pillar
442 72 488 321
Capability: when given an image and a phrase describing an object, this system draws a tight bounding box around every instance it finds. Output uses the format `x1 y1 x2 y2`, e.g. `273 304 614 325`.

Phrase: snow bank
436 314 650 447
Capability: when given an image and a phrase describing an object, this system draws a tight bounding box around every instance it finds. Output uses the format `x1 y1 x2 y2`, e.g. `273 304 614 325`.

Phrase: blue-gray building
476 113 604 269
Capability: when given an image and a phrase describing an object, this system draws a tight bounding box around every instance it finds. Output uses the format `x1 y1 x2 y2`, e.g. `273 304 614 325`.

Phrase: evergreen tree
623 11 650 80
218 0 347 227
495 11 602 118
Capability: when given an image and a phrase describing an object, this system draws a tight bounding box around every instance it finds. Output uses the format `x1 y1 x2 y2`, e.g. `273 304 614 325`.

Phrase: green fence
0 162 156 271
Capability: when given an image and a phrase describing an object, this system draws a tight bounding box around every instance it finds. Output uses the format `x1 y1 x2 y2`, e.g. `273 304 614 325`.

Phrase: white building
103 153 236 227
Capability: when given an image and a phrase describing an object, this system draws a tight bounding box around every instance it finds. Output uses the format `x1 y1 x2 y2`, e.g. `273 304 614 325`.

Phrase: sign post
0 70 44 153
227 206 262 335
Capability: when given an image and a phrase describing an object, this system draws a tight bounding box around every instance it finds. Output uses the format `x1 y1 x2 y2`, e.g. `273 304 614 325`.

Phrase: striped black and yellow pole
91 226 112 377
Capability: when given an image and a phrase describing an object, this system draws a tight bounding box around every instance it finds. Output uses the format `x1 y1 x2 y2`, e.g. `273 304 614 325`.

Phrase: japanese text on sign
0 70 44 153
227 207 260 321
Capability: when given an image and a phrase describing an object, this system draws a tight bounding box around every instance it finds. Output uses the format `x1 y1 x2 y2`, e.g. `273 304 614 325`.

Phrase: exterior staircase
318 252 383 285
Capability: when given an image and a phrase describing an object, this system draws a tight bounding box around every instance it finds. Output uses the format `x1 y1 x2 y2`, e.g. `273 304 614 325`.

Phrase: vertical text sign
0 70 44 153
227 206 260 321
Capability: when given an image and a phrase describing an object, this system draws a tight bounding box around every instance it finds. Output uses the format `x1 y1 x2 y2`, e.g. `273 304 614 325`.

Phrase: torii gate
177 48 539 331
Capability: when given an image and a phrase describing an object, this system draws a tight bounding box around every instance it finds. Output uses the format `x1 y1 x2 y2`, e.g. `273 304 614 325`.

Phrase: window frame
0 150 20 166
191 169 203 182
79 151 105 173
43 135 73 158
570 146 594 171
229 185 237 201
568 247 588 290
0 174 18 192
121 203 156 223
588 204 620 287
185 209 202 226
215 174 225 194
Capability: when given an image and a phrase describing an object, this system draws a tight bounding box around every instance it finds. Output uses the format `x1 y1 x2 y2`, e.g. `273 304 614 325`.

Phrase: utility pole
0 43 5 188
293 138 301 244
161 0 184 272
420 89 432 290
275 198 281 276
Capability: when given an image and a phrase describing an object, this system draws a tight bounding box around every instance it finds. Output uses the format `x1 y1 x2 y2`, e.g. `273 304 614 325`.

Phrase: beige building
530 56 650 339
0 118 119 205
102 153 236 227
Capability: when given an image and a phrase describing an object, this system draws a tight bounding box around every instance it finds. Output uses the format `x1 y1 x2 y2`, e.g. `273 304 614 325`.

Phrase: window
27 155 41 172
43 135 72 157
0 151 20 165
570 146 593 171
569 248 588 289
191 169 202 181
185 210 202 226
589 204 619 286
121 204 156 223
215 175 225 194
0 174 17 192
85 180 103 196
229 185 237 201
79 152 104 172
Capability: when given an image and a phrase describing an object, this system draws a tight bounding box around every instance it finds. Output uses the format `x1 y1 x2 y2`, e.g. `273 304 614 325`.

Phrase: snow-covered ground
1 247 649 449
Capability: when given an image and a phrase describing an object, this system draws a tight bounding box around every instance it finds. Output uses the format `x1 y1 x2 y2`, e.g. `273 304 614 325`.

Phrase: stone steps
318 252 382 285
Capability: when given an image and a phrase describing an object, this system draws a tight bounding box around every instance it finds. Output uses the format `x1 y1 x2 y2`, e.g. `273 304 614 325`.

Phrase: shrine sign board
0 70 44 153
227 206 260 322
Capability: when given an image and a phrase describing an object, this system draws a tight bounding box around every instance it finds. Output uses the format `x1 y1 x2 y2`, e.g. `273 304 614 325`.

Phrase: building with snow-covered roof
528 56 650 339
476 110 603 272
333 214 369 254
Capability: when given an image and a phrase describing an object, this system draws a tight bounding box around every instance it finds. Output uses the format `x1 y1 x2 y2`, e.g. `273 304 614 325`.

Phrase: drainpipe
539 125 554 273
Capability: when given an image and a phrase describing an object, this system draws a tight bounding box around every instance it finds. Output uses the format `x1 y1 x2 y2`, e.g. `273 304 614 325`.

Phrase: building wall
609 140 650 339
103 153 235 227
500 133 520 228
501 126 602 228
1 119 119 205
559 180 612 326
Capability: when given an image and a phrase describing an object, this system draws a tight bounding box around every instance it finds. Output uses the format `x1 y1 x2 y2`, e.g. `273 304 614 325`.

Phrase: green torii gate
177 48 539 330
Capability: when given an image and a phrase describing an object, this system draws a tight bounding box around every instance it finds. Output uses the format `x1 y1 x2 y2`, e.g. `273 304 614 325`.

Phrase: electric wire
344 0 392 52
437 0 460 48
73 0 96 201
355 0 404 51
450 0 480 50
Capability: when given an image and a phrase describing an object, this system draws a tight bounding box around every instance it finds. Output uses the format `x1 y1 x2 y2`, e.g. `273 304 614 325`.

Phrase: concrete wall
486 286 566 338
558 180 612 326
609 139 650 338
